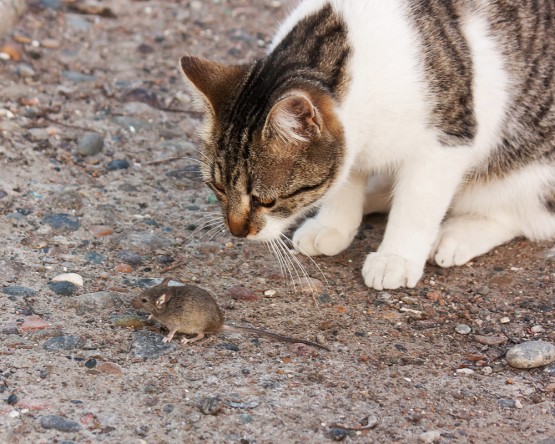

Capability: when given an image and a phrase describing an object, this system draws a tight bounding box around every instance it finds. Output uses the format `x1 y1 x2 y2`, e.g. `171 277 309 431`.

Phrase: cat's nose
228 215 249 238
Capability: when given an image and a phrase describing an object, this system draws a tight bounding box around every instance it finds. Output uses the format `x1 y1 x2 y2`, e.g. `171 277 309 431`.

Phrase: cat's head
180 55 346 241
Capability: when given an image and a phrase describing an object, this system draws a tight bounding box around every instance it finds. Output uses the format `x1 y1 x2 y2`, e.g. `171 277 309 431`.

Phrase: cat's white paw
293 218 354 257
432 217 517 268
362 253 423 290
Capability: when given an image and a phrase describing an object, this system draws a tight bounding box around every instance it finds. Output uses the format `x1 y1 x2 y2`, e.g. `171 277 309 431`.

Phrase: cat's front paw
362 253 423 290
293 218 354 257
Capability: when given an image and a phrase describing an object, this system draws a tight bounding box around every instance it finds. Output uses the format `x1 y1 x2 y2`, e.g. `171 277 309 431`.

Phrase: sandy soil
1 1 554 443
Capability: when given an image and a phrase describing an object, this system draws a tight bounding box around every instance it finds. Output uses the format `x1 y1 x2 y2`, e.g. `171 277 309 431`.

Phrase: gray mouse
130 277 329 351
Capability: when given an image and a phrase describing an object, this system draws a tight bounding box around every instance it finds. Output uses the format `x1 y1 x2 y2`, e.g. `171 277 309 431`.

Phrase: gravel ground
1 1 554 443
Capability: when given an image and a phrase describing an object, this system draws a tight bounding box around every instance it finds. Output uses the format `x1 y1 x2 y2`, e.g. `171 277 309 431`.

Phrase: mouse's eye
142 298 148 303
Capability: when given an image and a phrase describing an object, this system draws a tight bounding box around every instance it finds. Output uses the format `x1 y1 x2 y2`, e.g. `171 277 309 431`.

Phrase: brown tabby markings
182 5 351 236
409 0 476 147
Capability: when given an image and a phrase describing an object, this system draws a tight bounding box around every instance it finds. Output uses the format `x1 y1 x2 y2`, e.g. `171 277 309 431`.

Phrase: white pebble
500 317 510 324
531 325 544 333
455 324 471 335
456 368 475 375
9 411 19 418
418 431 442 443
52 273 84 286
515 399 523 409
264 289 276 297
506 341 555 369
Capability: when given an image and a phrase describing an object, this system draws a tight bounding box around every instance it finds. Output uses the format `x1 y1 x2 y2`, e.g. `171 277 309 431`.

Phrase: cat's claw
293 218 354 257
362 253 422 290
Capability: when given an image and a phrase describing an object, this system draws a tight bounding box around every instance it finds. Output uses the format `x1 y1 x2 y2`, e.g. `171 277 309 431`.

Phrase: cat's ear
180 55 246 114
264 93 322 146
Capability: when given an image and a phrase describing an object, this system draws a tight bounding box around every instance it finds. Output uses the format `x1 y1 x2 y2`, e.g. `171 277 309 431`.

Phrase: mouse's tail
222 324 330 351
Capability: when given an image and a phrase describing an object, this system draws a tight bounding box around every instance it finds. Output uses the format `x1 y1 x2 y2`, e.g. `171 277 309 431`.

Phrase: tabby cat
180 0 555 290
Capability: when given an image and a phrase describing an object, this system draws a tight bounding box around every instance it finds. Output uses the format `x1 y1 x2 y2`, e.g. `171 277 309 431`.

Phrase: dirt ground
1 1 554 443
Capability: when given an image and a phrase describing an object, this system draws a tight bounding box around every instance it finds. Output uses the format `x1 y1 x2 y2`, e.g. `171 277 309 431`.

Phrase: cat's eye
252 195 276 208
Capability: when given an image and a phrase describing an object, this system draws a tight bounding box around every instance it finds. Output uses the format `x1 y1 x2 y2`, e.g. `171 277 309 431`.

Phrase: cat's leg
293 171 367 256
363 173 393 214
362 151 470 290
432 216 518 267
432 163 555 267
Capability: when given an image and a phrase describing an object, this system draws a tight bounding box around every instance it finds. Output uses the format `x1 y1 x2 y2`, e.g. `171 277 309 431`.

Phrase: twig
161 260 187 273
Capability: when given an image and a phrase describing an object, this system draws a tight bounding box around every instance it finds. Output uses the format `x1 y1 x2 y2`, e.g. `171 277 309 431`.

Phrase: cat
179 0 555 290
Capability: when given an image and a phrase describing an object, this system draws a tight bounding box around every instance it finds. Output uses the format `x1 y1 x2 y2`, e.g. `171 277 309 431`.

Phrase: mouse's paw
162 330 177 343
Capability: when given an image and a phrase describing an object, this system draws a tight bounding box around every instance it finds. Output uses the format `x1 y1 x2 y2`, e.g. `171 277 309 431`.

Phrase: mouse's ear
160 277 172 287
155 292 172 309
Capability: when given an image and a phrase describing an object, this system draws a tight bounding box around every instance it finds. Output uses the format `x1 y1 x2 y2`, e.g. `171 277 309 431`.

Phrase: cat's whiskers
280 233 329 286
274 238 301 292
199 222 227 243
187 216 225 238
265 240 290 289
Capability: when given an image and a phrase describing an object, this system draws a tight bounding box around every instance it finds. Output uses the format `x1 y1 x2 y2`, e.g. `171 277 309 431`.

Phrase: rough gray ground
0 1 554 443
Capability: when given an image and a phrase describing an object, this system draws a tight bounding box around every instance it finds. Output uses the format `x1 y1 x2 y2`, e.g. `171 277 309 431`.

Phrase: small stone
455 324 471 335
28 128 50 141
198 397 223 415
456 368 475 375
401 296 418 305
63 291 123 315
89 225 114 238
113 116 151 131
506 341 555 369
84 358 97 369
7 394 18 405
20 315 50 331
75 132 104 156
206 193 218 204
62 70 95 82
264 289 276 297
482 366 493 375
16 63 36 77
219 343 240 352
85 252 106 264
111 314 148 328
2 286 36 297
531 325 544 333
117 251 144 266
112 232 173 252
52 273 84 287
228 284 258 301
40 415 82 432
48 281 78 296
95 362 123 376
500 317 510 324
292 277 325 294
42 335 85 351
107 159 130 170
41 39 60 49
42 213 80 231
115 263 133 273
328 428 348 441
474 335 508 346
418 431 442 443
0 44 22 61
131 331 176 358
497 399 516 409
52 191 83 210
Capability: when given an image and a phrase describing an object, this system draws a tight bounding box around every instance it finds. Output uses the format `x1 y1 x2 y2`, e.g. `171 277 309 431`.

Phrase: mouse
130 277 329 351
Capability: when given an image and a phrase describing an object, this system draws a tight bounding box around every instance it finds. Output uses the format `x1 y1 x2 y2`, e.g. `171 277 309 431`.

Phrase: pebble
500 317 510 324
76 132 104 156
52 273 84 287
52 190 83 210
42 213 80 231
531 325 544 333
497 399 517 409
40 0 62 9
42 335 85 351
107 159 130 171
16 63 36 78
89 225 114 237
110 314 148 328
48 281 78 296
206 193 218 204
7 394 18 405
40 415 82 433
63 291 123 315
455 324 471 335
506 341 555 369
67 14 89 31
85 251 105 264
418 431 442 443
95 362 123 376
20 315 50 331
130 331 176 358
456 368 475 376
112 232 173 252
117 251 144 266
328 428 348 441
228 284 258 301
264 289 276 297
28 128 51 141
41 39 60 49
62 70 96 83
84 358 97 369
113 116 151 131
2 286 36 297
115 263 133 273
292 277 325 294
198 396 223 415
0 44 22 61
474 335 507 346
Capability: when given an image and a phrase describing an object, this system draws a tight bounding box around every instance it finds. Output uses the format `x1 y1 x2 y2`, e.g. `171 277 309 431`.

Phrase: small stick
161 260 187 273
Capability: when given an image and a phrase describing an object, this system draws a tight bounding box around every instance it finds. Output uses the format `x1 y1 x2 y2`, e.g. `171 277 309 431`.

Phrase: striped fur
181 0 555 290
